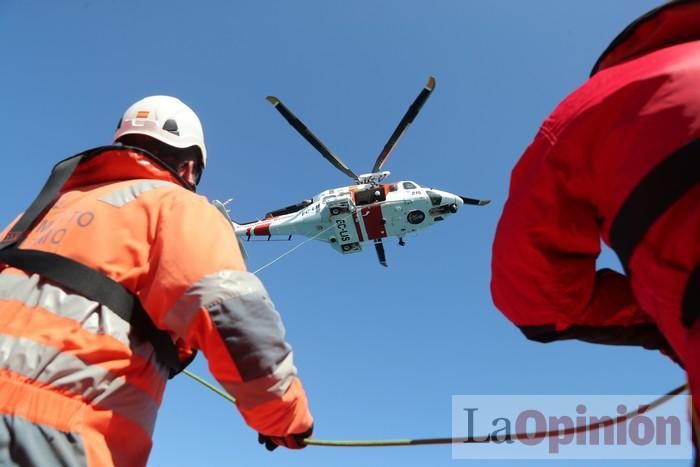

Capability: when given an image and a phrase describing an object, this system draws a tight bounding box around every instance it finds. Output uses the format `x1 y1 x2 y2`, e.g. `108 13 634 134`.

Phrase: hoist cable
252 212 354 274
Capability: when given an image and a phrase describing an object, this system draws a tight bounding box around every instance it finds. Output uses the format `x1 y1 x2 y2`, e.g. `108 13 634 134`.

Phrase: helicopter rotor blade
372 76 436 173
266 96 359 182
374 239 388 267
460 196 491 206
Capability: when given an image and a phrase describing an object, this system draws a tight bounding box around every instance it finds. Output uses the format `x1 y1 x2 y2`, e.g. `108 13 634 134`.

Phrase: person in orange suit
0 95 313 466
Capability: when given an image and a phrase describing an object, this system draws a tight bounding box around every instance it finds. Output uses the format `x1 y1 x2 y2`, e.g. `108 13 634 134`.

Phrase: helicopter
230 76 489 267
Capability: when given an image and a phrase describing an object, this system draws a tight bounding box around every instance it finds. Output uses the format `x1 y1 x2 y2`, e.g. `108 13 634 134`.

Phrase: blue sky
0 1 689 466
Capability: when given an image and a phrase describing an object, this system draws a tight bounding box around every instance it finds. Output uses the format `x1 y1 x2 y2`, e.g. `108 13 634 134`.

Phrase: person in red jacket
0 95 313 466
491 0 699 458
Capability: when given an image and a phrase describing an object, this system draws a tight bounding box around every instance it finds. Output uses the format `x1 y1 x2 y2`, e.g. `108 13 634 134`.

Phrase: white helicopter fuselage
234 180 465 255
235 77 489 266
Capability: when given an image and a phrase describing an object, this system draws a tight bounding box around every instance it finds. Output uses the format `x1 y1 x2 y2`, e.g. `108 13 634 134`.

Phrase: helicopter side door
350 185 390 242
322 193 363 254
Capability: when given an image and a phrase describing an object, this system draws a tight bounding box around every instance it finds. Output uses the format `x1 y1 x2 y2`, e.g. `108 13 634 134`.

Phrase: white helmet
113 95 207 167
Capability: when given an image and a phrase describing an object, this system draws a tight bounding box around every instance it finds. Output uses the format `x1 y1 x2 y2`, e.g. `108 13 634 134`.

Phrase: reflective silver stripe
99 180 174 207
0 273 168 380
162 270 254 339
0 334 159 436
164 270 294 392
0 414 86 467
222 351 296 409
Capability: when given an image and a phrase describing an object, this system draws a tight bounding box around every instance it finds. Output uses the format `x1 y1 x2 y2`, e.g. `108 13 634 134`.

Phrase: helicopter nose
451 194 464 212
427 189 465 216
432 190 462 213
437 191 462 213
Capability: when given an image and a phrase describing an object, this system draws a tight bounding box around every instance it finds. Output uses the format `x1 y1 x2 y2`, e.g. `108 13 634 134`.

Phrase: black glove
258 425 314 451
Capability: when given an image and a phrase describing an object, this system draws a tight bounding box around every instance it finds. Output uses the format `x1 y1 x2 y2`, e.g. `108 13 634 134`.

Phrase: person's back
0 96 313 466
493 5 700 338
492 0 700 459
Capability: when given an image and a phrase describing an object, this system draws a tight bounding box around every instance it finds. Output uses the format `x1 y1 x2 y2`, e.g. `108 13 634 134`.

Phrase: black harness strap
609 138 700 326
0 249 183 374
519 322 682 366
0 146 187 377
0 154 85 248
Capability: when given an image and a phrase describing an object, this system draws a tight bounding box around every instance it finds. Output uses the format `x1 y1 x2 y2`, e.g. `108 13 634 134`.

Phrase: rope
182 370 687 448
182 370 234 403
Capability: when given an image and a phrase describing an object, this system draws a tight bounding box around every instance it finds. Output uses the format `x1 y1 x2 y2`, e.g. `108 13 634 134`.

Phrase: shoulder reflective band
0 146 188 377
609 138 700 326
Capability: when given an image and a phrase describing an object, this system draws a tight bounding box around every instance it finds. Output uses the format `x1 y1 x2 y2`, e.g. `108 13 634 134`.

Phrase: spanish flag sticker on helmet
136 111 150 119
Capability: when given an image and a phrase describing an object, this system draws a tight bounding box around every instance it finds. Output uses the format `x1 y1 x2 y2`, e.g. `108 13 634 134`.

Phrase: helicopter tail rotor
211 199 248 259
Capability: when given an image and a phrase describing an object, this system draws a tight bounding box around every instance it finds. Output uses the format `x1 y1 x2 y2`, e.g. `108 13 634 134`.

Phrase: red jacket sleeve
491 125 673 354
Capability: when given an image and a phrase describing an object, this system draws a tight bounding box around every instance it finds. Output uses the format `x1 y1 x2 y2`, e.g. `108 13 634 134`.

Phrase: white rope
252 212 354 275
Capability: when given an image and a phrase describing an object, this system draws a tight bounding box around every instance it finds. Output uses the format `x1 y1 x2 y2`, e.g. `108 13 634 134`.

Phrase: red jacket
0 147 313 466
491 0 700 363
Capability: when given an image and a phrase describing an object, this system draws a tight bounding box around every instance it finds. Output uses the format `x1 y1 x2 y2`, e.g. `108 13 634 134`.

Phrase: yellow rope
182 370 687 448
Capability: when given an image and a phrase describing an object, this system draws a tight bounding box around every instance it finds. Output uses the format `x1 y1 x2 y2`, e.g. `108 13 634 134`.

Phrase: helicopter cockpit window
388 184 398 193
426 190 442 206
402 181 417 190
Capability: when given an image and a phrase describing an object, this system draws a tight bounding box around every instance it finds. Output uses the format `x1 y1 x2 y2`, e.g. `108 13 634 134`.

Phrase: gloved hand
258 425 314 451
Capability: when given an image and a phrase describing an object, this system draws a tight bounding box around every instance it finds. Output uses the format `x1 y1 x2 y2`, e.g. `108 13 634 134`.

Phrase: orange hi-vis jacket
0 147 313 466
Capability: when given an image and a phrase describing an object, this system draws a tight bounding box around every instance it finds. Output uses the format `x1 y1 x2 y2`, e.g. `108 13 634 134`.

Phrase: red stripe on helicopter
352 212 364 242
253 223 271 236
362 204 386 240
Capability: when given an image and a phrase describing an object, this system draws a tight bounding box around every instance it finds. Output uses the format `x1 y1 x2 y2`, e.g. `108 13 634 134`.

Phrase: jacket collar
591 0 700 76
61 145 195 192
